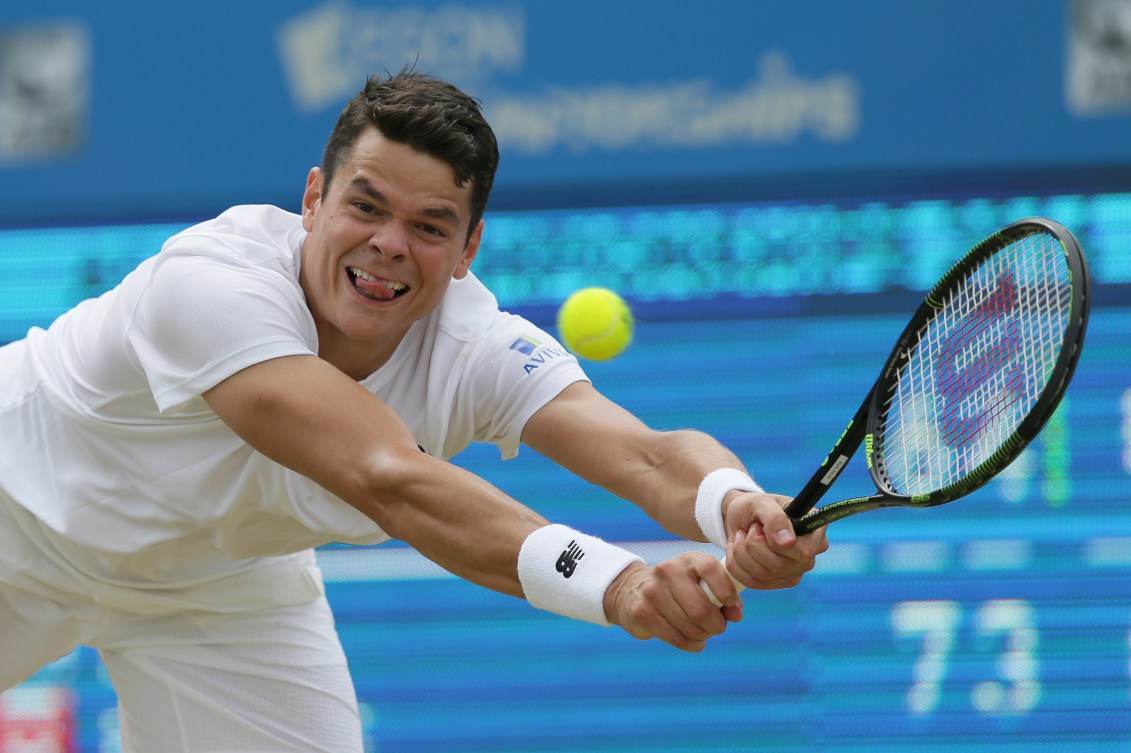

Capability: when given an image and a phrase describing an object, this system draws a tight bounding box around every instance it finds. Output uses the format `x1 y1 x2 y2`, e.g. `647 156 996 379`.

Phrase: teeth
350 268 406 291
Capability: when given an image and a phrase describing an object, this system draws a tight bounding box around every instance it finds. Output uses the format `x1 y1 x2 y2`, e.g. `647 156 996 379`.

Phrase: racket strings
878 232 1072 495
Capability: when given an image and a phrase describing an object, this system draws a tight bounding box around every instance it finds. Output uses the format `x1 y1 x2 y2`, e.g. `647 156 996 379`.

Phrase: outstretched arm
204 355 736 651
521 382 829 593
205 354 548 596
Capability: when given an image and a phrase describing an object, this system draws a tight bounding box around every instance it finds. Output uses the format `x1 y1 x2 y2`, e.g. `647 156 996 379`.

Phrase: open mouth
347 267 409 301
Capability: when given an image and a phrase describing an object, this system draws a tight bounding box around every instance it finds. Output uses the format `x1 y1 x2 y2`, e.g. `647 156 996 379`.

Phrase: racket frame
785 218 1091 534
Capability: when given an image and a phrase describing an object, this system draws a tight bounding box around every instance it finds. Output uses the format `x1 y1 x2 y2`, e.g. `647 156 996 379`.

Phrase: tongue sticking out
351 272 400 301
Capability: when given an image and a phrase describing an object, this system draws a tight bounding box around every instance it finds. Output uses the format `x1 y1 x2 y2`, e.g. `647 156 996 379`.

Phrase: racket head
867 217 1090 508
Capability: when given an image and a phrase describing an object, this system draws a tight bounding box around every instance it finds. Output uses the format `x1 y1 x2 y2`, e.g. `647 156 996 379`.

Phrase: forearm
346 446 645 625
346 447 550 597
600 428 752 542
521 384 760 543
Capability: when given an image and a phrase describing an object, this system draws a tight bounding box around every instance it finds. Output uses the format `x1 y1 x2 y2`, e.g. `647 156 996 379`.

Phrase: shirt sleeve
126 250 318 414
455 315 590 460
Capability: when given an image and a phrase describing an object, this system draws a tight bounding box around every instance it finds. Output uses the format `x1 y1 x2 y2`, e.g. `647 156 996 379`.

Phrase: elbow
342 443 433 539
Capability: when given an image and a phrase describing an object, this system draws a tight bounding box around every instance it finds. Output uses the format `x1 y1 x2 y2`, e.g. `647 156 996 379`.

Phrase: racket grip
698 556 746 608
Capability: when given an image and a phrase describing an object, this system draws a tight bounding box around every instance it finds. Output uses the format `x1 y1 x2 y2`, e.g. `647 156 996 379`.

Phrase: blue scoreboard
1 190 1129 752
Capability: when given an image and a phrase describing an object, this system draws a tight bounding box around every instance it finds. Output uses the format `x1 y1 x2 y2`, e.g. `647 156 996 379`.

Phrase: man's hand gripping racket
702 218 1091 606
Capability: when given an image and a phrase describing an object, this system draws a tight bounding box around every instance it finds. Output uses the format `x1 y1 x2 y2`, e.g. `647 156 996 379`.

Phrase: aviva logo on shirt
508 336 569 374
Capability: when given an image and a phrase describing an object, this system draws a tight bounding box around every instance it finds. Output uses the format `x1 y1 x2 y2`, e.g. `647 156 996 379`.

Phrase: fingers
698 556 744 607
605 517 830 651
726 507 830 591
749 494 800 552
608 554 740 653
727 539 816 590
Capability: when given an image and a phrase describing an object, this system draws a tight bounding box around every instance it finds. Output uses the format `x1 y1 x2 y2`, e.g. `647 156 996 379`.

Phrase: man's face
300 128 483 374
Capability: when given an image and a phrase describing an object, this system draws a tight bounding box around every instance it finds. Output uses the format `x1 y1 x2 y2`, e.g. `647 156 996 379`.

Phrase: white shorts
0 491 364 753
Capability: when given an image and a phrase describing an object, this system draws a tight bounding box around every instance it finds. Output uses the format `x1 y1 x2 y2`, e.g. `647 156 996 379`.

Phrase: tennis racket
702 217 1090 605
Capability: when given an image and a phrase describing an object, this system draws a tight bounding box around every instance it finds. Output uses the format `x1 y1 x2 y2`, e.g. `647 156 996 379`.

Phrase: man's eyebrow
420 205 460 225
348 178 387 205
347 177 460 226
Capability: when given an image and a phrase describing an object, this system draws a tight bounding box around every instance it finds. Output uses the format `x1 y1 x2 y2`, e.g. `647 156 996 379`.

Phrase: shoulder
436 273 584 381
432 272 508 343
432 273 565 365
417 272 576 383
136 206 312 340
160 205 305 276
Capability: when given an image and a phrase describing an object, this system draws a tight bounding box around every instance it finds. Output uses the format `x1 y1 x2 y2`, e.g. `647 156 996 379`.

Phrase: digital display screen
1 192 1128 752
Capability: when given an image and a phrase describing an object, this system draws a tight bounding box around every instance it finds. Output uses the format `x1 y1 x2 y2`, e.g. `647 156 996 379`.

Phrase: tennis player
0 69 828 751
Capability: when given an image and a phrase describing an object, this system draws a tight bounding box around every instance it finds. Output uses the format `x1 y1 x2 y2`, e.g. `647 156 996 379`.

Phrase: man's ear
453 219 484 280
301 168 324 232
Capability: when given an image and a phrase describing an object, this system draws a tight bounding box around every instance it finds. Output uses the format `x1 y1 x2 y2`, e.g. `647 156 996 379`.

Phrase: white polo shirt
0 205 587 575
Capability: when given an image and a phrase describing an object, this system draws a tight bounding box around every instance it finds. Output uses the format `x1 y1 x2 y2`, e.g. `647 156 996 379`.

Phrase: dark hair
321 69 500 236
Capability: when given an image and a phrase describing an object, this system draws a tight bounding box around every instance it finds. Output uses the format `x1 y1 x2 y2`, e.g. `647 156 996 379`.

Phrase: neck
315 324 406 381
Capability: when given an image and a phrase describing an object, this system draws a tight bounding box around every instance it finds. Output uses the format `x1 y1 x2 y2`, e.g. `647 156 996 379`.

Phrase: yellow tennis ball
557 287 633 361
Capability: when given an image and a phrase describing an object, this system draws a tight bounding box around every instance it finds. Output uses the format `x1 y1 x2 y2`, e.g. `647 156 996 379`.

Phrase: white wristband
695 468 763 549
517 524 644 626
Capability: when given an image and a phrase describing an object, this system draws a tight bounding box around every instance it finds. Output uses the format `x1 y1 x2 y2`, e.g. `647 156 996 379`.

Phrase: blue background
3 1 1131 221
2 1 1130 752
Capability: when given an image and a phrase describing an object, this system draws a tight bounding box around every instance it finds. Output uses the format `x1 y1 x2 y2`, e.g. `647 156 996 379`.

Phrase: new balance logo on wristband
556 540 585 578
